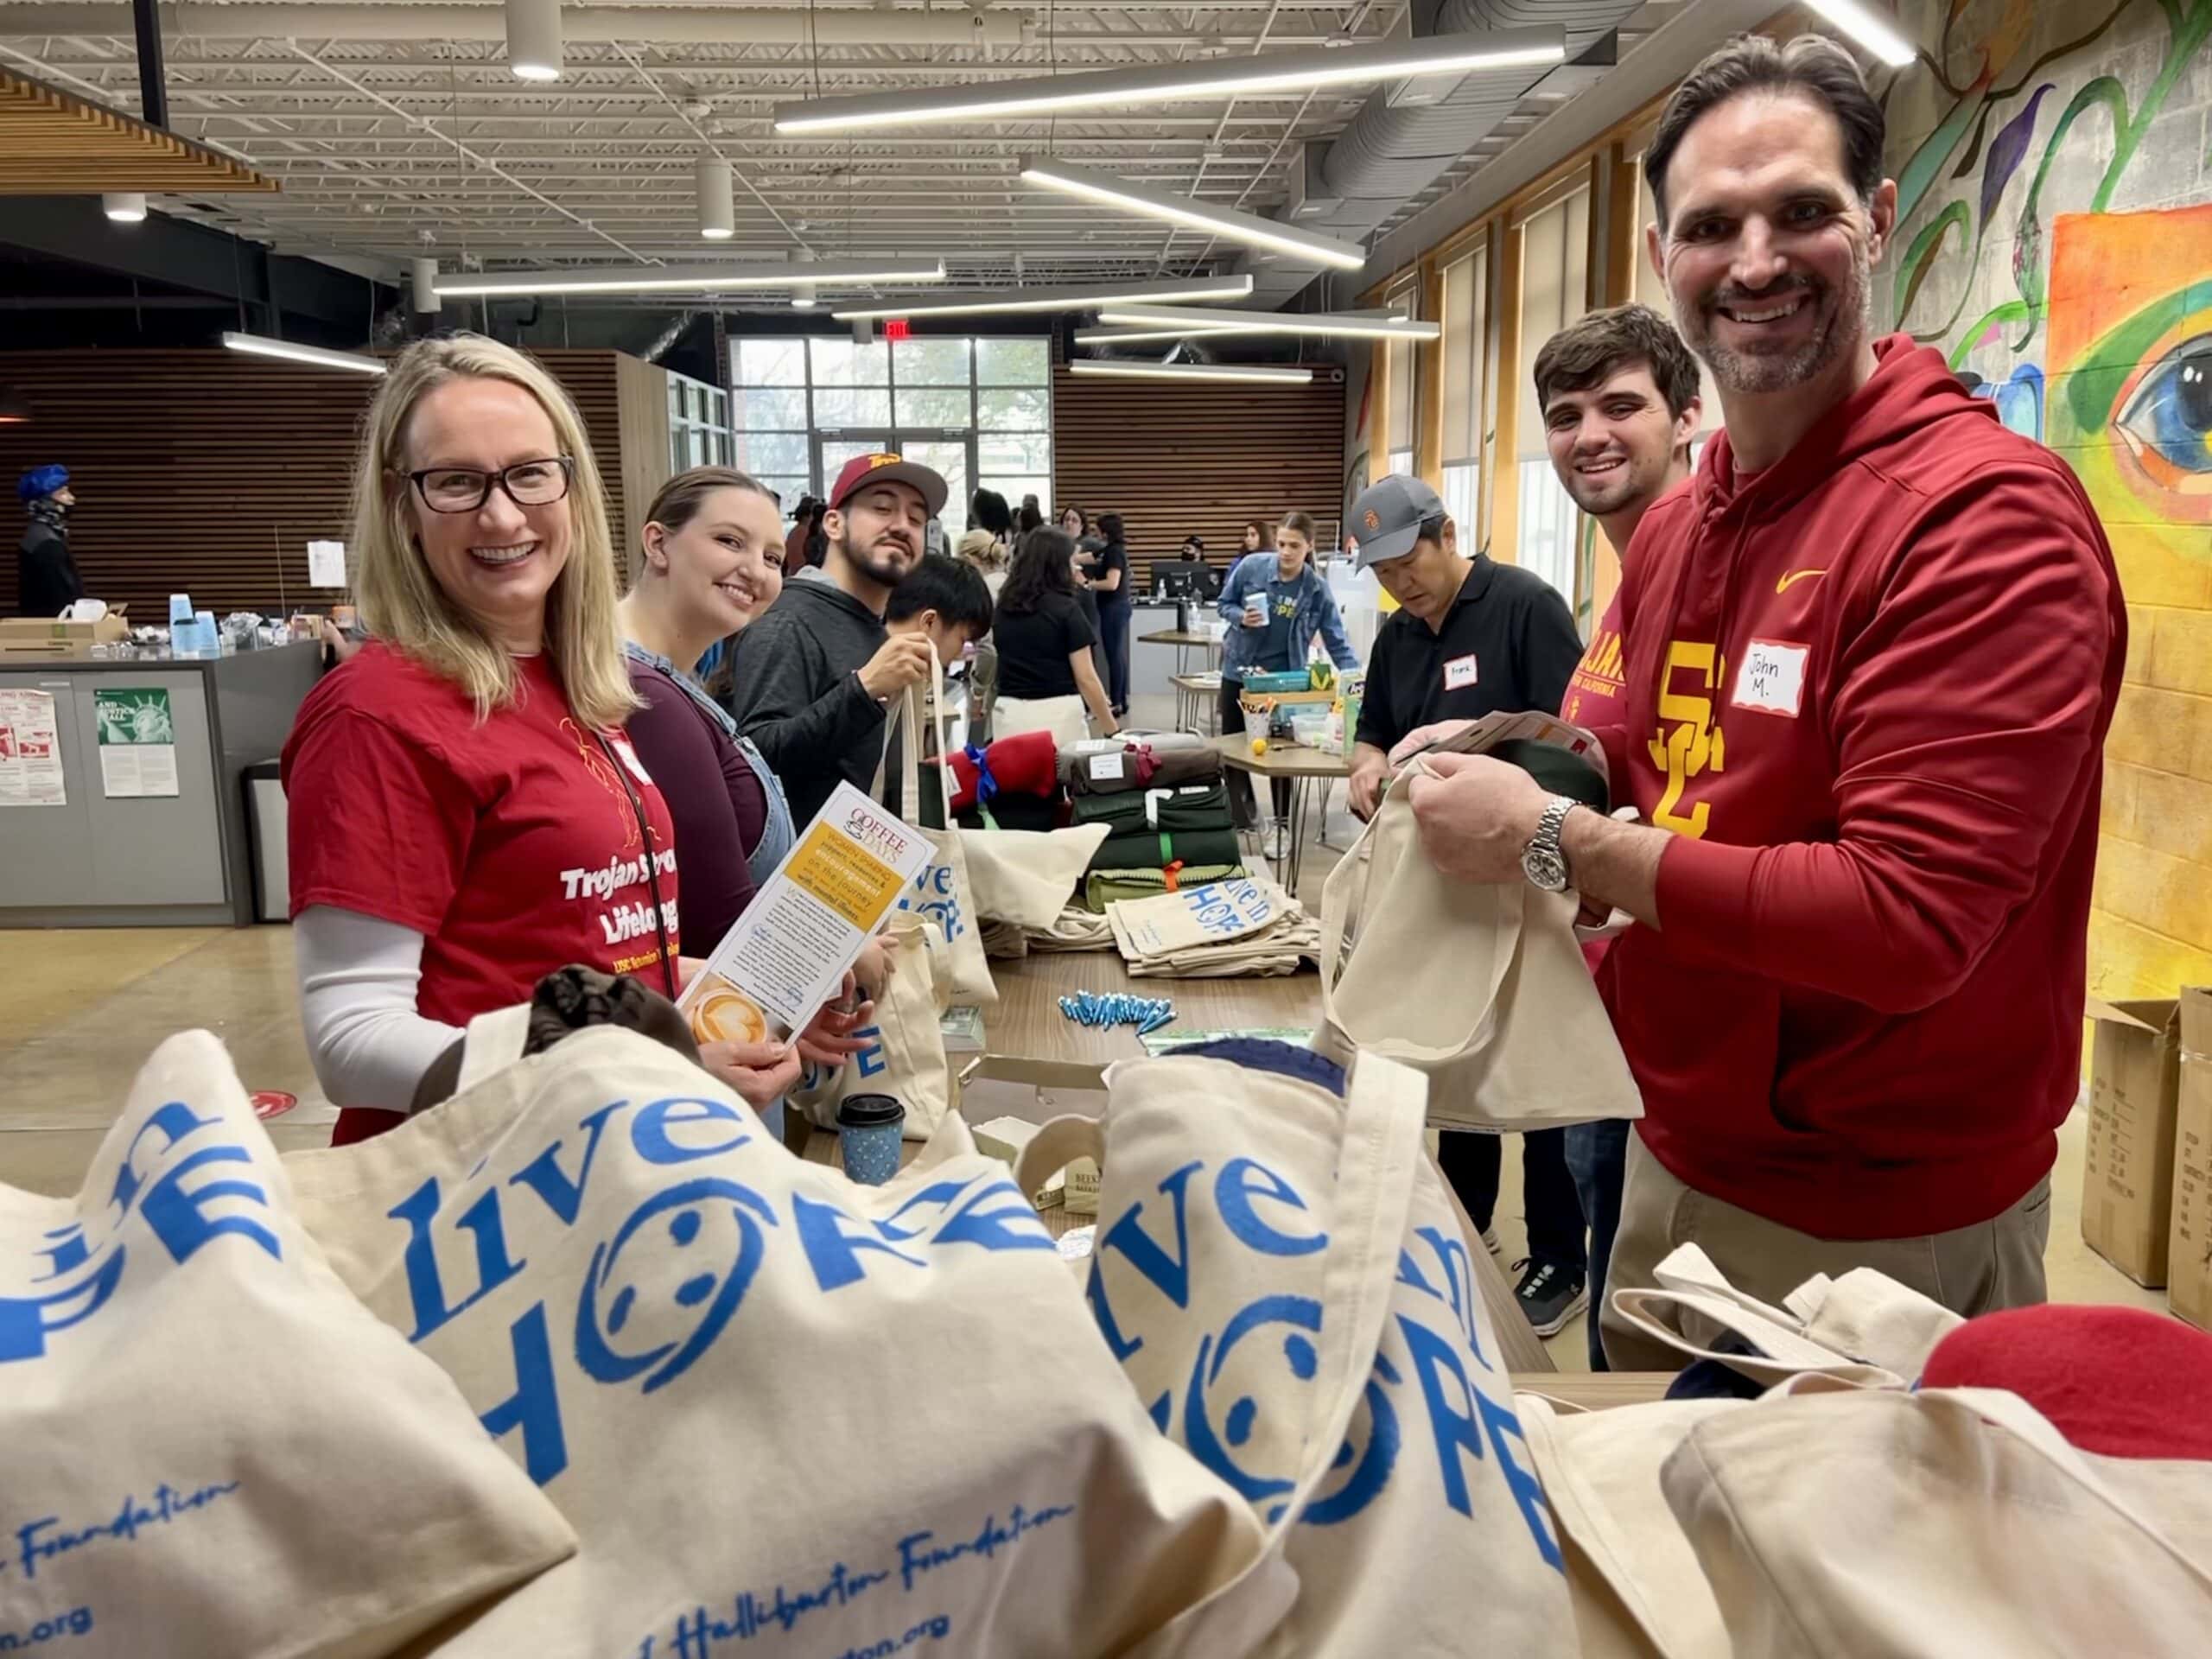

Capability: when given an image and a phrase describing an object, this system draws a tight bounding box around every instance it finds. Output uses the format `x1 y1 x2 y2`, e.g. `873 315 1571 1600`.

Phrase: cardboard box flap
2087 996 2180 1038
2179 986 2212 1058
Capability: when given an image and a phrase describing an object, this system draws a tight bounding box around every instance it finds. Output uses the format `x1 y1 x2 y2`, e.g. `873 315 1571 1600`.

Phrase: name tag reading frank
1442 653 1479 692
1732 639 1808 717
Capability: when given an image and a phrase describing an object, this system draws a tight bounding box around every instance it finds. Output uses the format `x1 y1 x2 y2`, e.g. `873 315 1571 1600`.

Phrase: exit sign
884 318 912 340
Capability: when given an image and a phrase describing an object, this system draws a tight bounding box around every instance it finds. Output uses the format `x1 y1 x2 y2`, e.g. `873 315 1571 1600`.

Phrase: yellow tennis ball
1251 737 1268 757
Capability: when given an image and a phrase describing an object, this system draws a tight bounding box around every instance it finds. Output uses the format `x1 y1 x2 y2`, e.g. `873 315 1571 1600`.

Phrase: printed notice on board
676 780 931 1049
307 539 348 589
94 687 180 798
0 688 66 806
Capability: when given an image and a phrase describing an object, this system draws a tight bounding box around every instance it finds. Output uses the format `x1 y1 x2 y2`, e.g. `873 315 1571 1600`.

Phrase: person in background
1059 505 1094 548
1080 510 1133 717
1016 500 1045 538
1343 472 1587 1337
787 494 829 570
1180 534 1205 559
1240 520 1272 556
721 453 944 831
925 517 948 558
283 334 793 1143
1401 35 2122 1368
956 526 1007 598
993 527 1119 746
1217 510 1359 855
971 487 1014 560
16 464 82 617
1528 303 1702 1369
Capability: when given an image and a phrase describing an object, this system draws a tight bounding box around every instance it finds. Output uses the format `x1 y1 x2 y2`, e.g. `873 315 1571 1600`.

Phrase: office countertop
0 640 321 673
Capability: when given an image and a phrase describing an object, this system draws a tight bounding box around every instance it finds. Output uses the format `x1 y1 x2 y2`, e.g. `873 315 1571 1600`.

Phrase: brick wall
1879 0 2212 1001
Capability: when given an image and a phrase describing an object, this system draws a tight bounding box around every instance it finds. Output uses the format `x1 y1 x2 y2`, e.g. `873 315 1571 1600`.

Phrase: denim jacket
1217 553 1361 681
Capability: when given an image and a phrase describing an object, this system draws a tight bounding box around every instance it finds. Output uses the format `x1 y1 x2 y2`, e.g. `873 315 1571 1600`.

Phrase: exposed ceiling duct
0 3 1027 48
1244 0 1642 306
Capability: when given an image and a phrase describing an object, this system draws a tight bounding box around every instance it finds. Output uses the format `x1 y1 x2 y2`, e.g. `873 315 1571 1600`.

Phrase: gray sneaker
1512 1259 1588 1338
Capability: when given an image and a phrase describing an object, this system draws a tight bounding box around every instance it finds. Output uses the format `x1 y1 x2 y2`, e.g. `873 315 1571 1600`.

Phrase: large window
729 333 1052 522
1513 183 1591 601
1440 241 1489 542
667 372 733 473
1384 297 1416 482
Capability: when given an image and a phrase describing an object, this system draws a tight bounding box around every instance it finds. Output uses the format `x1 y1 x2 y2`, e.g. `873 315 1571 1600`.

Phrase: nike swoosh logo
1776 568 1827 594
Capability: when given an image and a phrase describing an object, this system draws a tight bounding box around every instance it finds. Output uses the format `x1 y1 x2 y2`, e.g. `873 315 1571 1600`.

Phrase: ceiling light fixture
102 192 147 223
505 0 562 81
1075 306 1410 346
1072 322 1253 346
775 28 1565 134
697 156 734 240
1070 360 1313 385
434 259 949 299
831 272 1253 321
221 333 387 376
1088 302 1440 341
1802 0 1917 67
1021 157 1364 270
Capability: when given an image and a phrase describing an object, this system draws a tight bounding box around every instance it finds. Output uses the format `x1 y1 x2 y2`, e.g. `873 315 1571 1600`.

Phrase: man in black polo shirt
1345 471 1589 1338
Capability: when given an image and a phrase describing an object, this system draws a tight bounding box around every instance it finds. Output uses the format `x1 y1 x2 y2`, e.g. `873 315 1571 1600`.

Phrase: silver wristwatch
1521 793 1577 893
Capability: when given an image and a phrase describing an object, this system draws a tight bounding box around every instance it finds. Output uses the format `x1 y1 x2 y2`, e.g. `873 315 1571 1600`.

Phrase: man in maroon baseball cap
723 452 968 830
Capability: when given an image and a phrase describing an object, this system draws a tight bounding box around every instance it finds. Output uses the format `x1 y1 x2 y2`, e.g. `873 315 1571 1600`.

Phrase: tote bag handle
877 645 962 830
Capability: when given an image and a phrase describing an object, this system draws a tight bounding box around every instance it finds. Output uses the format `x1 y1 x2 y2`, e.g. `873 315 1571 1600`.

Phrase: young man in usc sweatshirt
1397 34 2126 1369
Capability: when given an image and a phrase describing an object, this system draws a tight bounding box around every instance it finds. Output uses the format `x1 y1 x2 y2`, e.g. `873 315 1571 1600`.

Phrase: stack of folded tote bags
981 905 1118 961
1065 734 1247 908
1106 874 1318 978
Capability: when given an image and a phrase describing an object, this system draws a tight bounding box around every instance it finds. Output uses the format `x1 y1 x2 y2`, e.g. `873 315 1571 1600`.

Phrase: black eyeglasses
404 456 575 514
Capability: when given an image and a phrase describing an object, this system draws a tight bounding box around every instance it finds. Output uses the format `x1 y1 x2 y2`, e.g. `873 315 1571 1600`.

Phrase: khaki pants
1599 1128 2053 1373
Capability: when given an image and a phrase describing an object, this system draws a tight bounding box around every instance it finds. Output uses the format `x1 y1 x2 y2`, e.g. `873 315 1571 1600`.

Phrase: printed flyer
677 779 931 1046
1400 707 1607 790
93 687 180 798
0 687 65 807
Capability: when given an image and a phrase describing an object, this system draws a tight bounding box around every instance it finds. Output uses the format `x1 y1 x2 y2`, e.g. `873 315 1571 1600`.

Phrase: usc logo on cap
868 452 903 468
1363 508 1381 531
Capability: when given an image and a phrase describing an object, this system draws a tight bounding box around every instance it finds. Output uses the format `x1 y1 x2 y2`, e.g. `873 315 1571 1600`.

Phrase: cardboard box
0 606 129 654
2168 988 2212 1331
2082 997 2184 1287
957 1054 1108 1217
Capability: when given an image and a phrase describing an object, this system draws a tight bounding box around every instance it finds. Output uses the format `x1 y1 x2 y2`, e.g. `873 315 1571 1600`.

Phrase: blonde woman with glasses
283 334 796 1143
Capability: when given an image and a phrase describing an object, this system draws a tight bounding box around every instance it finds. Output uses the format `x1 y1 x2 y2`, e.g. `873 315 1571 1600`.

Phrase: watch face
1522 844 1569 893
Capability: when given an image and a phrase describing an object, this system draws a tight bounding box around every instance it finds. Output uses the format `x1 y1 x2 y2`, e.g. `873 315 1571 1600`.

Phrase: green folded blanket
1071 782 1231 836
1084 865 1247 912
1086 827 1243 875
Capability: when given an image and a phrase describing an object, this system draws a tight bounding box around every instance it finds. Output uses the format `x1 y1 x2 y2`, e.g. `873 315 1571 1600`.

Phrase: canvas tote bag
1660 1384 2212 1658
1018 1047 1578 1656
960 823 1111 931
1315 760 1641 1131
880 664 998 1007
1606 1243 1965 1391
790 910 957 1141
0 1030 575 1659
285 1015 1274 1659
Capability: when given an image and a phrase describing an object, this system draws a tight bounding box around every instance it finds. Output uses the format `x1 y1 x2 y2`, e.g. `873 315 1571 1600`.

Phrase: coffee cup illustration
688 978 768 1046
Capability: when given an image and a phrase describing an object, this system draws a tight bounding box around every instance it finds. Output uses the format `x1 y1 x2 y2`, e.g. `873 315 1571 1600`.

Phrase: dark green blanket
1071 782 1231 836
1087 826 1243 874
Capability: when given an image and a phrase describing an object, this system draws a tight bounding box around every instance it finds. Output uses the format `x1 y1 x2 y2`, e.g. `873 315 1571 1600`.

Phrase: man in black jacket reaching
723 453 989 831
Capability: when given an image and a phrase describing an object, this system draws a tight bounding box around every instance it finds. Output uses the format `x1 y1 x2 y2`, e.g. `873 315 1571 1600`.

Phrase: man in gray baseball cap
1346 473 1582 822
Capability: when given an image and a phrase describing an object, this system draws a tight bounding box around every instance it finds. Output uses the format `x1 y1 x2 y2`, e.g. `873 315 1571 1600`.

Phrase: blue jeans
1566 1119 1631 1371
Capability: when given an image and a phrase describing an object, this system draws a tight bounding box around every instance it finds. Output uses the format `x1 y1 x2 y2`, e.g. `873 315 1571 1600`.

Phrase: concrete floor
0 689 2168 1367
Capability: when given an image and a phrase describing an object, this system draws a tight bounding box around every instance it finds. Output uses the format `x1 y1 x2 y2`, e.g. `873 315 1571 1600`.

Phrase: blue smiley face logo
575 1177 777 1394
1183 1293 1324 1517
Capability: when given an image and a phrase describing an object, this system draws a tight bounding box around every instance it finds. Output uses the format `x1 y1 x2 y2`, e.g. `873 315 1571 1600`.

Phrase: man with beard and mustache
1394 33 2124 1368
724 452 951 831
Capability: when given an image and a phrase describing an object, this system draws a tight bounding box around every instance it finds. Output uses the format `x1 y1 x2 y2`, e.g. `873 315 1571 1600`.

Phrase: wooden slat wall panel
0 347 639 620
1051 365 1346 588
613 351 673 579
0 67 278 194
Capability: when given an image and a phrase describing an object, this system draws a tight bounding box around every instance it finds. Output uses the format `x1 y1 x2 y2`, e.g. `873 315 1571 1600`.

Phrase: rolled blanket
1088 826 1243 874
948 728 1060 813
1067 745 1224 796
1071 782 1231 836
1084 863 1246 912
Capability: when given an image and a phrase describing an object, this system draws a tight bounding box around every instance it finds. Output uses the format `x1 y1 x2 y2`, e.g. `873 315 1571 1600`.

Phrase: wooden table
1169 671 1220 736
1210 731 1351 893
1139 627 1221 678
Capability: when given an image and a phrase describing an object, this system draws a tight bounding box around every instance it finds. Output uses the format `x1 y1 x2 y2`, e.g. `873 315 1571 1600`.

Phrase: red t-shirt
283 642 682 1060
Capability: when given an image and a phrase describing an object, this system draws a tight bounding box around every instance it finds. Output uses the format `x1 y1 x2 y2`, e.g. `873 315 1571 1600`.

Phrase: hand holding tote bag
0 1030 575 1659
1019 1046 1577 1656
1316 760 1642 1131
789 911 956 1140
285 1017 1269 1659
880 660 998 1007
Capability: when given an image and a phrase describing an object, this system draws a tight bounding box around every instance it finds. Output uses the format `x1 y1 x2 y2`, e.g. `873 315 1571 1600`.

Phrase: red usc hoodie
1593 336 2125 1240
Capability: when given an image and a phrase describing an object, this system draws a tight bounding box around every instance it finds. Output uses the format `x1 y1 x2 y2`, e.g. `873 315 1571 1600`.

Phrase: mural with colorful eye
1884 0 2212 1001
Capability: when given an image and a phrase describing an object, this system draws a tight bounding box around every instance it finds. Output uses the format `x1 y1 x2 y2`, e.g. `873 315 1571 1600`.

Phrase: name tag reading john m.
1732 639 1808 717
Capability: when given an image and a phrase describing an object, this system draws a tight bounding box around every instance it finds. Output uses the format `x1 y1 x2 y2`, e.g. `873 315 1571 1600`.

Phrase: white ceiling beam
0 4 1028 47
